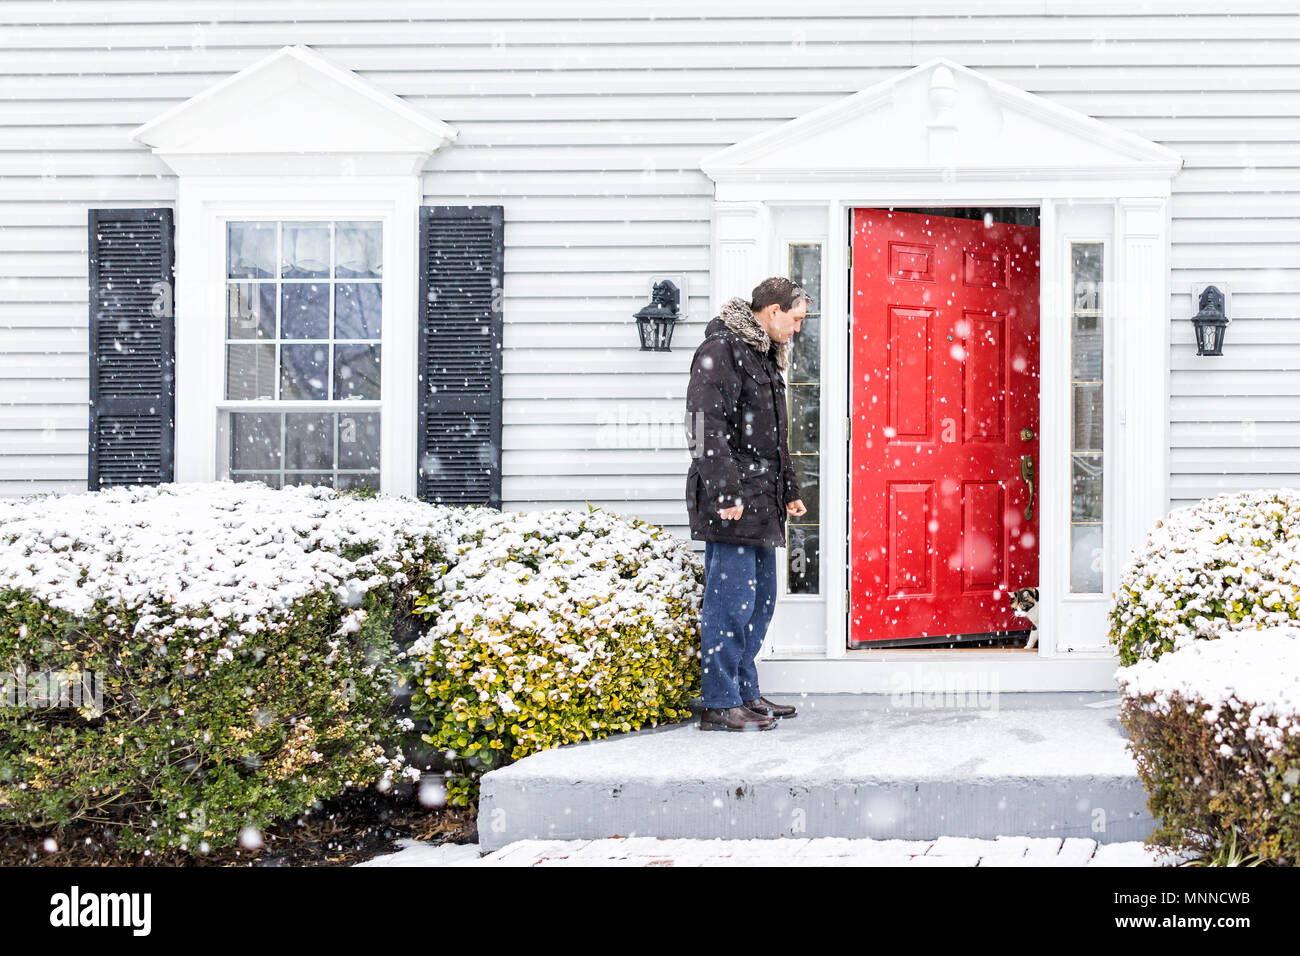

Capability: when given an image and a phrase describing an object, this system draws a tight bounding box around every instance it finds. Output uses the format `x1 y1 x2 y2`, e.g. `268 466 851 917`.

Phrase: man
684 277 809 732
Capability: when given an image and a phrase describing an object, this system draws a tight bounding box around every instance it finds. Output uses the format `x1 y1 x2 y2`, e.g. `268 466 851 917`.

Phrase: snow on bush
0 482 705 848
1117 624 1300 864
0 480 469 854
1109 489 1300 665
406 503 703 806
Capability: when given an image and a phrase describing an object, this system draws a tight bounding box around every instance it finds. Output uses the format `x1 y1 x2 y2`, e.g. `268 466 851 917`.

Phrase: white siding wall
2 1 1299 534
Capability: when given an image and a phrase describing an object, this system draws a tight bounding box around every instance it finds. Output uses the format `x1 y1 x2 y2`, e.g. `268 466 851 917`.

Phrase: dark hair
750 276 811 313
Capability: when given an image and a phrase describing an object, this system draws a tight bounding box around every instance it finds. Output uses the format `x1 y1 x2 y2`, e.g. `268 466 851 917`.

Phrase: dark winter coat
684 296 801 547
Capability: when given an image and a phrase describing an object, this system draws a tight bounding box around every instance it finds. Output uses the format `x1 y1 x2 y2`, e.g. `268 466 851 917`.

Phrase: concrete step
477 692 1154 853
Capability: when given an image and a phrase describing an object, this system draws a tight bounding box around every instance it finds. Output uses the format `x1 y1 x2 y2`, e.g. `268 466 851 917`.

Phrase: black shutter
417 206 504 507
87 208 175 489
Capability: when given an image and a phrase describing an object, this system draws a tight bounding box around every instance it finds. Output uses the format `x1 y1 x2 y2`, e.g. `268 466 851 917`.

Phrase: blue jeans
699 540 777 709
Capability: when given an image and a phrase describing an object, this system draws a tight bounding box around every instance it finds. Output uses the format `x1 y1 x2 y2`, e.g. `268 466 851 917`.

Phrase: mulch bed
0 787 477 867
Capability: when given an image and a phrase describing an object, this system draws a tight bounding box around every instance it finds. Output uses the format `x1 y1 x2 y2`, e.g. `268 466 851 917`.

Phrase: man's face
767 301 807 343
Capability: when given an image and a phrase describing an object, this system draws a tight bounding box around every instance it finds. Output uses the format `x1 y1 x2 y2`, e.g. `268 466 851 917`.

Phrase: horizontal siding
0 4 1298 537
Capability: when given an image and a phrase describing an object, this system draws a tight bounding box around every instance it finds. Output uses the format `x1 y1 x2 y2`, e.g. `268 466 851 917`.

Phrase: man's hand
718 502 744 521
786 499 807 518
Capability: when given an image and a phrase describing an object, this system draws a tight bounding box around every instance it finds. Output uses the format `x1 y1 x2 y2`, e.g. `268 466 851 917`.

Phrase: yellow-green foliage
1117 627 1300 866
407 505 703 806
0 481 458 854
1110 490 1300 666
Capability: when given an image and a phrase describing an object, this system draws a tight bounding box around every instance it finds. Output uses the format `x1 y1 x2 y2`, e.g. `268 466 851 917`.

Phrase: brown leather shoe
743 696 797 719
699 705 777 732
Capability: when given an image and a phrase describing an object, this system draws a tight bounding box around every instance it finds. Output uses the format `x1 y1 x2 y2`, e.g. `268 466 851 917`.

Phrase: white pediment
701 57 1182 182
130 44 457 176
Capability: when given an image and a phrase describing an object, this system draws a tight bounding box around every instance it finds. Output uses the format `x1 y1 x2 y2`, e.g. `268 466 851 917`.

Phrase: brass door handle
1020 454 1036 521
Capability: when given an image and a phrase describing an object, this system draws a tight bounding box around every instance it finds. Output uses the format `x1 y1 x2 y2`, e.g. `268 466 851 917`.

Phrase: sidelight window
785 242 822 594
1069 242 1104 593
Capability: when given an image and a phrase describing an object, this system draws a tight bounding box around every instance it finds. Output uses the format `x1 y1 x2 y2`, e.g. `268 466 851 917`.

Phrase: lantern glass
636 313 675 351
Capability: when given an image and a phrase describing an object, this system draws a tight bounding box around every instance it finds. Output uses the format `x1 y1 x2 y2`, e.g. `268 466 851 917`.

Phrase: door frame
701 58 1180 688
711 190 1171 688
846 206 1043 648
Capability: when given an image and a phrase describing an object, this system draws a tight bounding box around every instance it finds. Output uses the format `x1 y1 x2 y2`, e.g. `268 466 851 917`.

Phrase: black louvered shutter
87 208 175 489
417 206 504 507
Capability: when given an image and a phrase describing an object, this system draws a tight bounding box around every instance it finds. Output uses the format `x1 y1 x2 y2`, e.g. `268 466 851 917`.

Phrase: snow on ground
356 836 1176 867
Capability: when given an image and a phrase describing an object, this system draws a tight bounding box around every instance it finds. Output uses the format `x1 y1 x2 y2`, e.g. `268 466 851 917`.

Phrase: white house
1 4 1291 692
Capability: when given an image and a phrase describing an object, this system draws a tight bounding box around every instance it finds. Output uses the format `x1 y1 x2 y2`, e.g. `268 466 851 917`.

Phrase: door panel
850 208 1040 645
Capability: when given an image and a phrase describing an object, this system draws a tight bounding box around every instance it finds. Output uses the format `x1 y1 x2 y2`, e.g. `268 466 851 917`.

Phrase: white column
1115 198 1172 577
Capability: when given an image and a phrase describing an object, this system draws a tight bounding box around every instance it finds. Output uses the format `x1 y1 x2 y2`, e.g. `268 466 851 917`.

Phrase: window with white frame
1070 241 1104 592
785 241 822 594
221 219 383 490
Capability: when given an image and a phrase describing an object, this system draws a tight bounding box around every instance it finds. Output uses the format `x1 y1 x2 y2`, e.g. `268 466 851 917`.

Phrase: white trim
133 44 450 500
701 56 1182 184
172 178 420 497
1042 203 1116 654
702 58 1182 692
758 653 1121 695
130 44 456 178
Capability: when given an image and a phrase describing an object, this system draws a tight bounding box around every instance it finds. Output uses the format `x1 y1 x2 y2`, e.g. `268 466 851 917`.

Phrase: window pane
281 282 329 340
284 412 334 471
1071 311 1102 380
792 453 819 525
280 344 329 400
335 221 382 278
1070 524 1103 593
1072 382 1103 452
787 524 820 594
1071 454 1103 521
227 282 276 340
226 343 276 400
789 384 820 454
238 472 282 490
227 222 275 279
337 412 381 470
335 283 382 339
230 412 281 470
791 315 820 382
790 243 821 308
334 344 381 400
281 221 330 278
336 471 380 492
285 472 334 489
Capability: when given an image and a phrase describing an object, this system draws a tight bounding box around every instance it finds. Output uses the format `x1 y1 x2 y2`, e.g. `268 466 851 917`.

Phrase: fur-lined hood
717 295 790 373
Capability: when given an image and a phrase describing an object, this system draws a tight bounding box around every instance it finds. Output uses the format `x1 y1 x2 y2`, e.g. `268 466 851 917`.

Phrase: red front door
850 208 1040 645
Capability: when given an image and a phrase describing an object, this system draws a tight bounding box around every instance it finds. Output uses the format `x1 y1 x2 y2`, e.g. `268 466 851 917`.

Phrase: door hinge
847 414 852 443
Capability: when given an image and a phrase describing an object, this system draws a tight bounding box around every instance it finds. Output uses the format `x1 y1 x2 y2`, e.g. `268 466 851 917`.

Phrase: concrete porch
476 693 1153 853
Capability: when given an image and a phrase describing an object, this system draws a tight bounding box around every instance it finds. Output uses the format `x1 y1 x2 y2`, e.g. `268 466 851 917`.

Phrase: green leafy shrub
1117 625 1300 865
407 506 703 806
0 481 459 854
1109 489 1300 665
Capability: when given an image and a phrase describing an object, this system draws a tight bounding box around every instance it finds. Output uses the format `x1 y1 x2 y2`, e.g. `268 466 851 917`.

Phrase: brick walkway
358 835 1173 867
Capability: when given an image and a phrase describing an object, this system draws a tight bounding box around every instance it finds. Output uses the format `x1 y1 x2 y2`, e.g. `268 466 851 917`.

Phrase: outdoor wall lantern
1191 284 1229 356
634 279 680 352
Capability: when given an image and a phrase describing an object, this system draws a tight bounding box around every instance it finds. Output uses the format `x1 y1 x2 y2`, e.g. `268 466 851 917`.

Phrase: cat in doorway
1009 587 1040 650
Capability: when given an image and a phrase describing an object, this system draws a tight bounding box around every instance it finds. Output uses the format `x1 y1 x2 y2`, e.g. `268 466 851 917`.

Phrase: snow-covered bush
406 504 703 806
1109 489 1300 665
0 481 459 854
1117 625 1300 864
